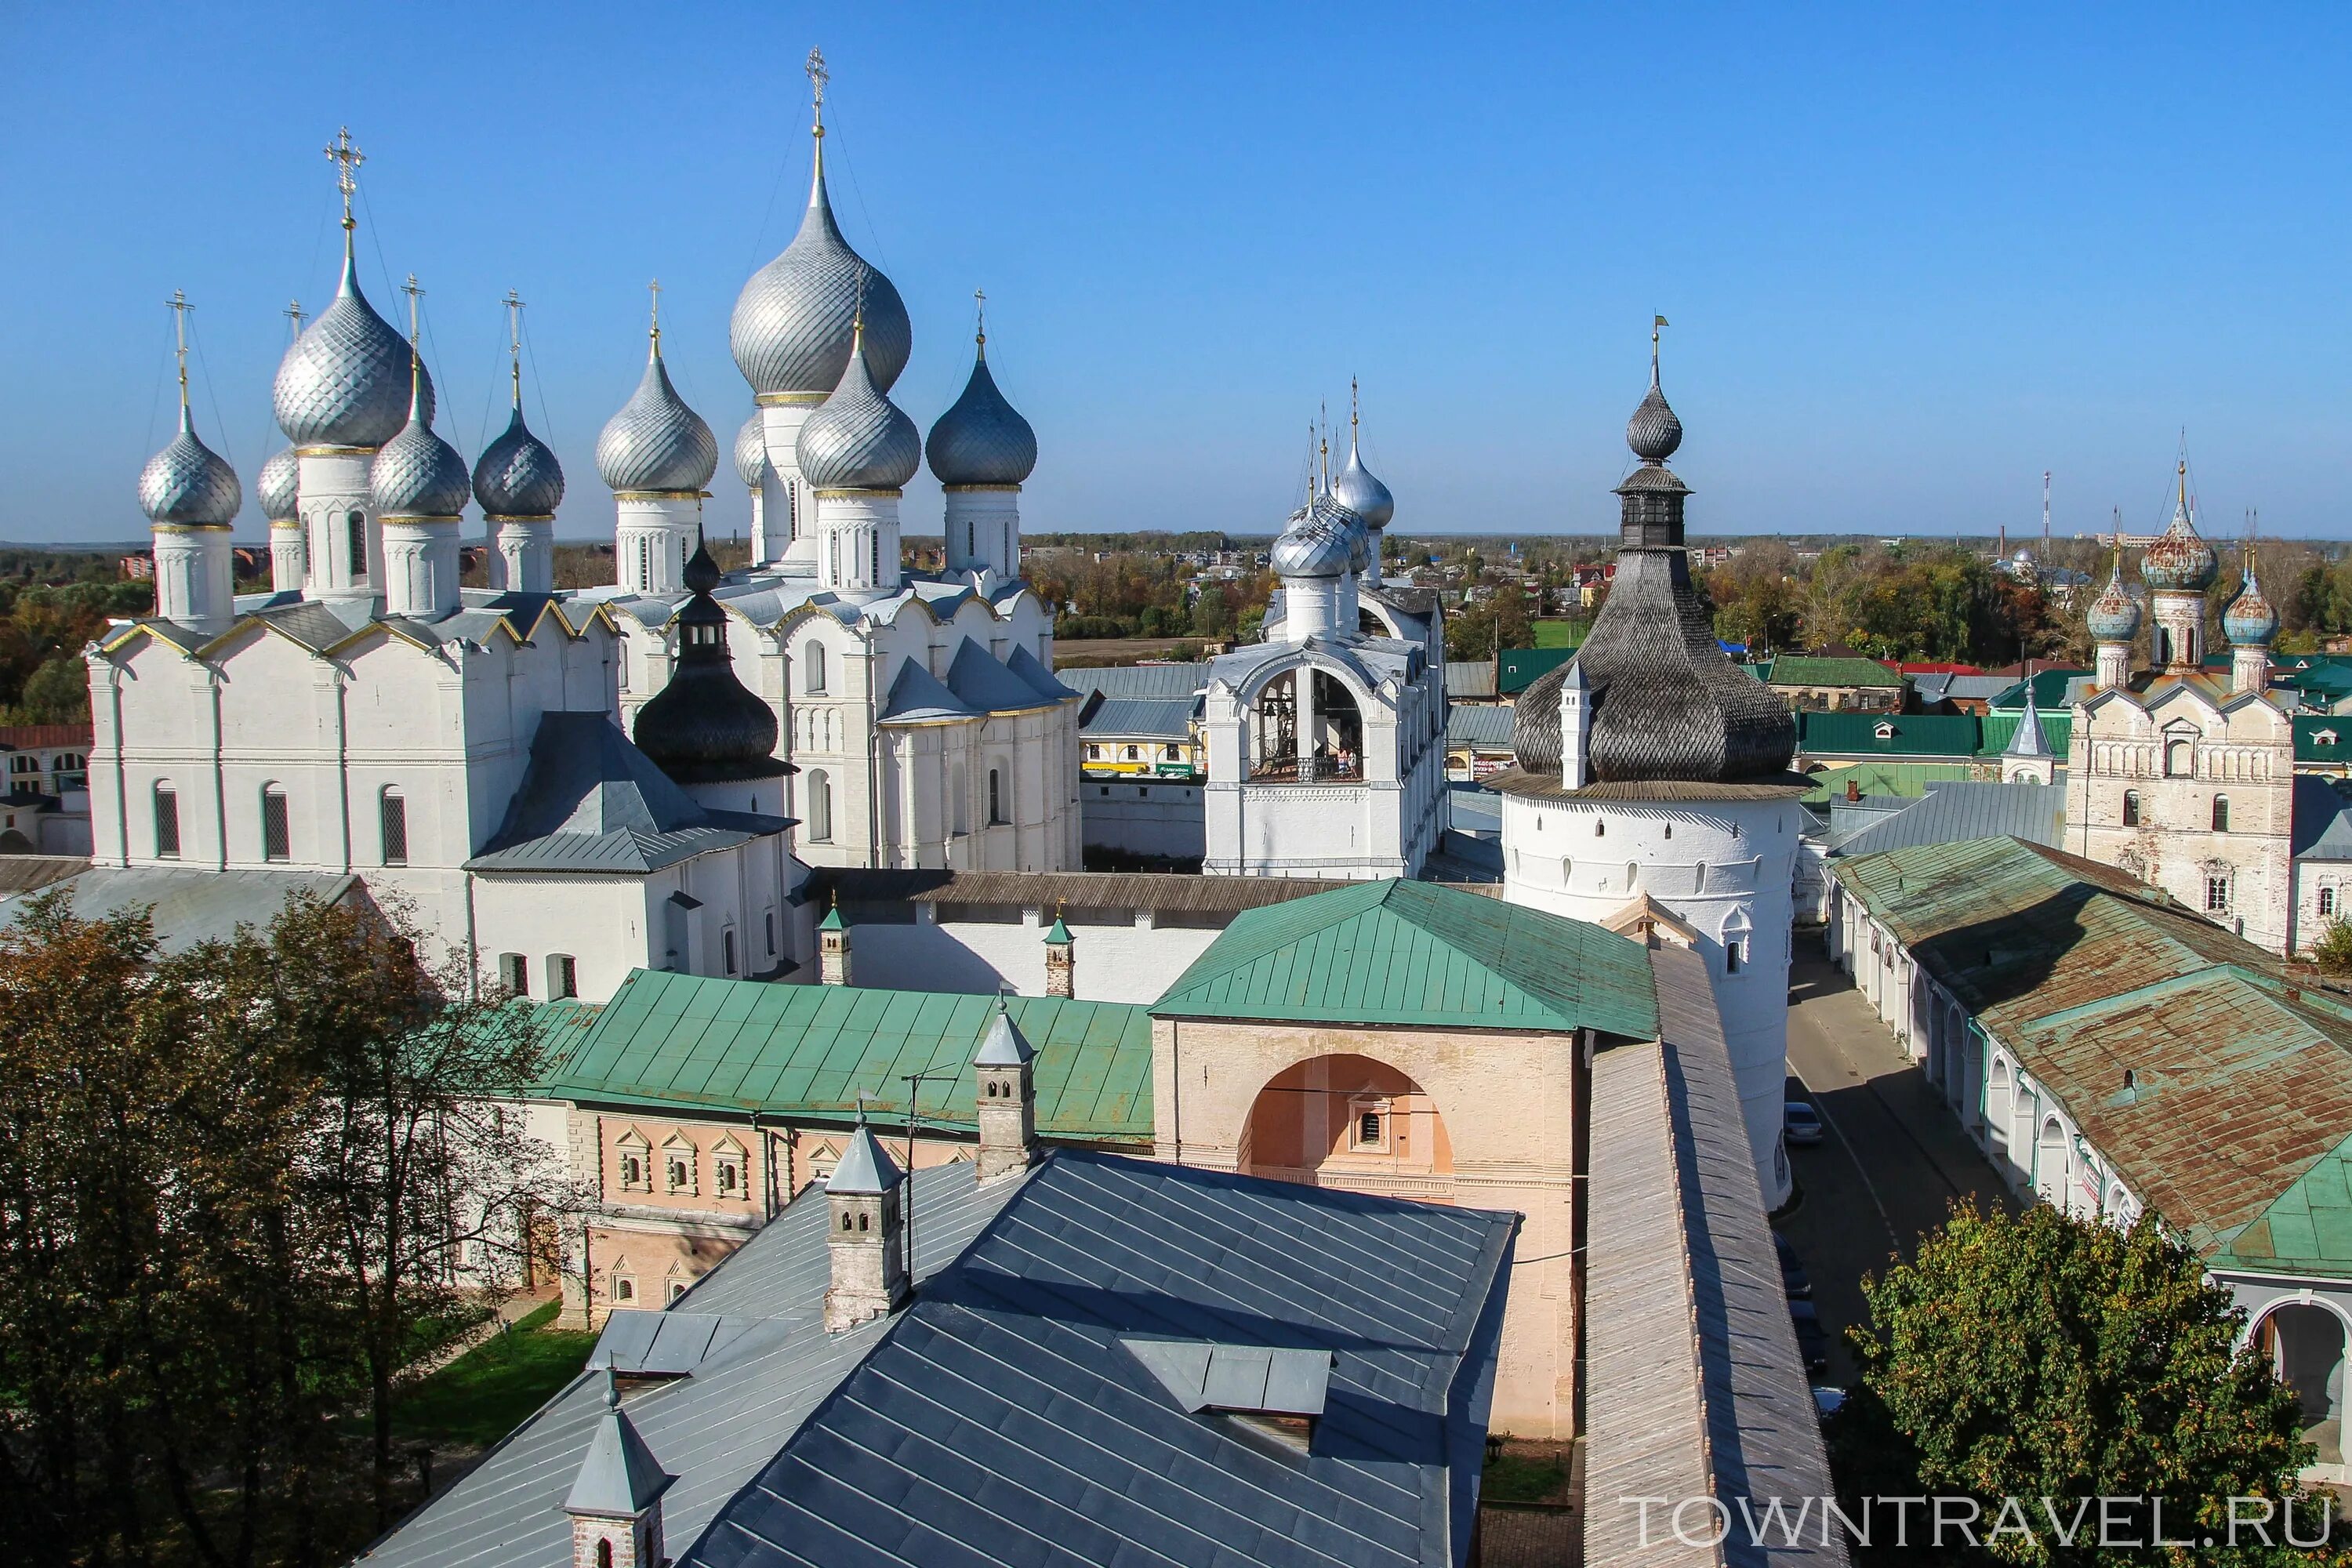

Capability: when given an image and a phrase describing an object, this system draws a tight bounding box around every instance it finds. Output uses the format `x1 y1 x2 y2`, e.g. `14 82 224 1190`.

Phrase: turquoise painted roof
2213 1128 2352 1276
1977 710 2074 758
1797 710 1983 758
1987 668 2089 712
2297 715 2352 766
1799 761 1982 805
535 968 1153 1142
1151 878 1658 1038
1497 647 1573 694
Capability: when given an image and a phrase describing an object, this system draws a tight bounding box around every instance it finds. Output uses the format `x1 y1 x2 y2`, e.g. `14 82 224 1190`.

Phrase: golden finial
503 289 526 408
1319 402 1330 491
1350 376 1360 444
165 289 192 419
323 127 365 238
807 47 829 139
974 287 987 355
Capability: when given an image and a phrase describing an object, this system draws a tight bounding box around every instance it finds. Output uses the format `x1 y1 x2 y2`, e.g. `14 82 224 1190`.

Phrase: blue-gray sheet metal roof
680 1150 1515 1568
1446 705 1515 748
878 659 979 724
1583 946 1847 1566
1004 643 1079 703
1827 779 2067 860
466 713 789 874
2294 774 2352 860
1444 659 1498 699
1080 695 1196 741
0 866 361 953
1057 661 1210 701
358 1163 1024 1568
945 640 1058 713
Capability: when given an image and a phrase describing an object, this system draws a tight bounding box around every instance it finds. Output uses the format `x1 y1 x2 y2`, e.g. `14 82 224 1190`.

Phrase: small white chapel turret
139 292 240 639
2224 540 2280 698
598 283 717 598
800 311 921 595
1557 658 1592 790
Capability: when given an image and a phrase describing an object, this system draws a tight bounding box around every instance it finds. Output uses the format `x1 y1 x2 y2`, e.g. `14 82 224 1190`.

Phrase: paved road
1776 931 2020 1386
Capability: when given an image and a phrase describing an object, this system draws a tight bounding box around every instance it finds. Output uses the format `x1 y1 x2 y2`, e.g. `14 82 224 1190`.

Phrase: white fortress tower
1495 330 1806 1206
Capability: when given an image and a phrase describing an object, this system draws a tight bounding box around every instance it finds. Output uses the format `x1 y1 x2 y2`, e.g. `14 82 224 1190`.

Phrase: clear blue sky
5 2 2350 544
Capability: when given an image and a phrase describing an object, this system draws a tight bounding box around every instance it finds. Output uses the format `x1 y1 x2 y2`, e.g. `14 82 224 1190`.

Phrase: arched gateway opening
2259 1303 2347 1467
1239 1054 1452 1198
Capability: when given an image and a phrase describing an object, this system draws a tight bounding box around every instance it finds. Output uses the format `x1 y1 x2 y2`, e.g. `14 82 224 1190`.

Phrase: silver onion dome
274 247 434 448
596 339 718 494
2085 555 2143 644
473 405 565 517
730 144 912 400
258 445 301 521
797 322 922 492
1314 490 1370 573
1330 437 1393 530
371 369 470 517
139 408 242 526
926 343 1037 486
734 412 772 488
1269 504 1353 579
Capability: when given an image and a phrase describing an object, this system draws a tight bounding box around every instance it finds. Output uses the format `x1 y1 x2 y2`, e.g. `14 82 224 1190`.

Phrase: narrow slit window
261 786 289 862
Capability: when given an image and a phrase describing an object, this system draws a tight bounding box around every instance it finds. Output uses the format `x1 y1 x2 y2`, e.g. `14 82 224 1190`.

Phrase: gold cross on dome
807 48 829 132
323 127 364 229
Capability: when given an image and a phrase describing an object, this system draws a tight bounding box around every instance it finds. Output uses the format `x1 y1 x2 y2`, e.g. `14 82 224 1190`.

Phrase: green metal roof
535 968 1154 1142
1797 710 1984 758
1151 877 1658 1038
1765 655 1906 690
1497 647 1574 694
1799 762 1982 806
2297 715 2352 766
1976 710 2073 759
1986 668 2089 711
2215 1128 2352 1275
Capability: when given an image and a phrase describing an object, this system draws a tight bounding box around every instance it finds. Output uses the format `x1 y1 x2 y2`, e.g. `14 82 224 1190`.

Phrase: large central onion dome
597 335 718 495
1269 497 1354 579
1512 343 1793 783
730 133 912 401
472 403 565 518
631 539 789 783
140 407 242 526
2225 547 2280 647
2141 464 2217 592
274 248 434 448
926 334 1037 486
797 319 921 492
734 412 772 490
2086 553 2143 644
371 365 470 517
257 446 301 522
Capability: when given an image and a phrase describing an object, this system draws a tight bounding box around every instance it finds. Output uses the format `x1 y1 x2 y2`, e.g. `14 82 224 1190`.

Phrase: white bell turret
140 292 239 638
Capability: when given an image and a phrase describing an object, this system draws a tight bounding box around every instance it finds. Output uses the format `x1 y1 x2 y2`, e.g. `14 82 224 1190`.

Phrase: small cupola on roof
140 405 242 530
596 314 718 496
369 359 470 518
1269 500 1353 581
730 51 913 405
1512 324 1795 784
257 446 300 522
274 136 433 450
823 1106 908 1331
630 539 788 785
141 293 241 637
473 366 564 520
926 319 1038 488
797 314 923 492
563 1370 674 1568
2225 542 2280 648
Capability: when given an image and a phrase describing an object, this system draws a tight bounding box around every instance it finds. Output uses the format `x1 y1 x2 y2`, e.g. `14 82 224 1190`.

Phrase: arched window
347 511 366 577
2212 795 2230 832
806 769 833 842
1693 862 1708 894
260 785 290 862
1594 819 1606 838
152 782 180 859
2324 885 2339 918
1624 861 1637 891
636 535 652 588
722 927 737 975
804 639 827 695
549 954 577 999
2122 789 2141 827
988 768 1005 826
2165 739 2194 778
379 787 408 866
597 1539 612 1568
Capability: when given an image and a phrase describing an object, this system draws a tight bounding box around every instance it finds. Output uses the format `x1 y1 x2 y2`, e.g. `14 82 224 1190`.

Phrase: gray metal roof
358 1163 1023 1568
1828 779 2067 860
2294 773 2352 861
466 712 789 874
0 866 361 952
1446 705 1515 748
1057 662 1210 702
946 641 1057 714
1942 673 2017 702
1444 659 1498 700
814 867 1417 921
878 660 978 724
1080 695 1196 740
680 1150 1514 1568
1584 946 1847 1566
826 1118 902 1194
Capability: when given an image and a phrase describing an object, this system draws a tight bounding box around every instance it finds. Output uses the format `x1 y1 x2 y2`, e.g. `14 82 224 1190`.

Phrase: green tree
1833 1202 2323 1565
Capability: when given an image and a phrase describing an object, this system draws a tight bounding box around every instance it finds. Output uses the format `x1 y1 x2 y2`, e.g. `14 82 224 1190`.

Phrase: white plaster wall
470 873 658 1002
845 909 1221 1005
1499 790 1802 1207
1080 781 1206 858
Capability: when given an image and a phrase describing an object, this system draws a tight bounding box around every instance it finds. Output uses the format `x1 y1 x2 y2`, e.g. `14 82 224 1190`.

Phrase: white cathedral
97 87 1079 1007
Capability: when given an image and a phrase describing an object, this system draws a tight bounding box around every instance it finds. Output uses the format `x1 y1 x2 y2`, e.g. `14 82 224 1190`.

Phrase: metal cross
503 289 526 406
283 297 306 338
401 273 424 345
165 289 192 411
807 47 829 119
323 127 365 229
973 288 986 350
647 278 662 347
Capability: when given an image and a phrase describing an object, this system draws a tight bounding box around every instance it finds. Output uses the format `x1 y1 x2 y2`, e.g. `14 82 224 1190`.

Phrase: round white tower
1497 328 1805 1207
139 295 240 638
598 292 717 598
798 316 920 596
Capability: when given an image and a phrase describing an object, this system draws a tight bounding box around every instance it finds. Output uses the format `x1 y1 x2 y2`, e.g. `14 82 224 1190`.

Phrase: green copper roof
1801 761 1982 806
1498 647 1574 694
1977 710 2073 758
1987 669 2089 712
818 904 845 931
1766 655 1907 690
1044 916 1072 944
1797 710 1984 758
2297 715 2352 766
2209 1128 2352 1276
535 968 1152 1142
1151 878 1657 1038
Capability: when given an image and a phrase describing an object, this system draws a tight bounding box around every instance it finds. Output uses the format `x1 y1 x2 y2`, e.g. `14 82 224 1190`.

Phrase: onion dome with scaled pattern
273 245 435 448
1269 496 1355 579
2085 553 2143 644
257 445 301 522
2140 464 2217 592
797 318 921 492
926 333 1037 487
472 404 565 519
730 125 912 402
596 334 718 495
139 406 243 527
735 412 773 490
370 364 470 517
2224 546 2280 647
1511 341 1793 783
630 538 789 784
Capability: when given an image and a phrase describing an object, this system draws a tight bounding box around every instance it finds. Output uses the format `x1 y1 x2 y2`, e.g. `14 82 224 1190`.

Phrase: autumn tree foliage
0 890 575 1566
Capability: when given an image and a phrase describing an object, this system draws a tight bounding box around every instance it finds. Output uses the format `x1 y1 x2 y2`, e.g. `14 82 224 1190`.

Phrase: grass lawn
1531 619 1586 649
393 1300 598 1450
